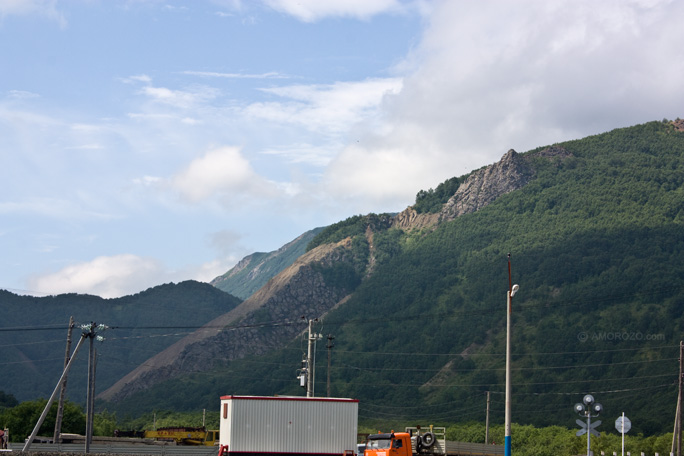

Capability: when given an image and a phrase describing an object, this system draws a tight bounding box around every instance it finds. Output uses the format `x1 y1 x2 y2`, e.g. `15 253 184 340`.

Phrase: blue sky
2 0 683 298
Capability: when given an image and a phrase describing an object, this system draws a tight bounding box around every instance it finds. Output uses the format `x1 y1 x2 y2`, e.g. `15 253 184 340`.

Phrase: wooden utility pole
23 333 87 452
85 328 96 453
678 341 683 456
485 391 490 445
673 392 680 456
326 334 334 397
54 317 74 443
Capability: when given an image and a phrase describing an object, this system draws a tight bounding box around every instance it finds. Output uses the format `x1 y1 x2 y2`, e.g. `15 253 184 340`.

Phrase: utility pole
86 344 97 452
23 332 87 452
326 334 335 397
504 253 519 456
54 317 74 443
485 391 490 445
84 322 106 454
306 319 318 397
307 319 313 397
673 391 680 456
678 341 683 456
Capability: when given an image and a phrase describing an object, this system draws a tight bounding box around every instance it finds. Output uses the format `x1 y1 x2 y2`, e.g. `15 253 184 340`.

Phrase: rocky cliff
392 146 571 231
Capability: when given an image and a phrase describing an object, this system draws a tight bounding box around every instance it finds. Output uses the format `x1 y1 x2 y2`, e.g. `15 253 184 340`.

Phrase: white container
219 395 358 455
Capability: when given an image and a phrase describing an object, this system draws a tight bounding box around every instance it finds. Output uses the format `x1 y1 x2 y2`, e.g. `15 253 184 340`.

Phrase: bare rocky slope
98 146 571 402
210 227 323 299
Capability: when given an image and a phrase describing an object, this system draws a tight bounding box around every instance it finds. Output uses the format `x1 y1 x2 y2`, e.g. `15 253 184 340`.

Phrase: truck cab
365 428 440 456
364 432 413 456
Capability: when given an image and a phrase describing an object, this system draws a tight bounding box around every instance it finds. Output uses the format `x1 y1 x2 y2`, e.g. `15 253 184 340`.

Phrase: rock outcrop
392 146 571 231
438 149 533 221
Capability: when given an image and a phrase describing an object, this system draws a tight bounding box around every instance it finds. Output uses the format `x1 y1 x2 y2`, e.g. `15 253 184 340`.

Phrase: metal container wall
220 396 358 454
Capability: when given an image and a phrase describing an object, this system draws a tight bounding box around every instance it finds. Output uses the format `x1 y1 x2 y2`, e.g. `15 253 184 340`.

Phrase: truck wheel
420 432 436 448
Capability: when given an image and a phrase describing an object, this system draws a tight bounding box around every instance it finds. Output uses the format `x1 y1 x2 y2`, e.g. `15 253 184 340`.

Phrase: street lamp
505 253 519 456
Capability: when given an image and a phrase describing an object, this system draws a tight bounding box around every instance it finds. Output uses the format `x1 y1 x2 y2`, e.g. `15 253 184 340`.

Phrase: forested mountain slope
0 281 241 401
103 120 684 435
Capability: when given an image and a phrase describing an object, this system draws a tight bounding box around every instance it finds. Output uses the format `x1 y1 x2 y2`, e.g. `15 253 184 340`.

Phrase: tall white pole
622 412 625 456
505 289 512 456
587 413 591 456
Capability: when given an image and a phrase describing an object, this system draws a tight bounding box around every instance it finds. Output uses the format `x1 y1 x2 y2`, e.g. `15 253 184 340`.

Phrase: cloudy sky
1 0 683 298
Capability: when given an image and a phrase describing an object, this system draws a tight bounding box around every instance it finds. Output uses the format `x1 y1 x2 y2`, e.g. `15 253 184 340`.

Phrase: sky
1 0 683 299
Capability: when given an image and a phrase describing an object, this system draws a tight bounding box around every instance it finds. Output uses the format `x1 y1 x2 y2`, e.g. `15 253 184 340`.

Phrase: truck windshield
367 439 392 450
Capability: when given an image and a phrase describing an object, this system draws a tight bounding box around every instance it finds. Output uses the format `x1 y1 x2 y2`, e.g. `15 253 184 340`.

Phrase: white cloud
26 247 246 298
262 0 403 22
132 175 162 187
0 197 115 221
26 252 244 299
0 0 66 26
323 0 684 209
120 74 152 85
7 90 39 99
182 70 288 79
246 78 402 135
399 0 684 143
170 146 277 202
261 143 335 167
28 254 164 298
141 85 220 109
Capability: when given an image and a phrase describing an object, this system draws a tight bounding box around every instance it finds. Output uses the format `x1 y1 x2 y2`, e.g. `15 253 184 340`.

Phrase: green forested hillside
0 281 241 402
104 120 684 436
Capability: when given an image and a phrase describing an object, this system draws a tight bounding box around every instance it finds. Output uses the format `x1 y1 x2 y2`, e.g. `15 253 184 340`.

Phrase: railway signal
574 394 603 456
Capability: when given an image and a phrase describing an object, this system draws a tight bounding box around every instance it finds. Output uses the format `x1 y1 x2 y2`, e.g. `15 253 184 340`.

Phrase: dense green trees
307 214 393 251
414 176 464 213
0 399 87 442
0 391 18 410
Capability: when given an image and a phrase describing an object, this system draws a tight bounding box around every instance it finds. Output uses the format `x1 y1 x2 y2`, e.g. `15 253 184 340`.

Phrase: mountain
0 281 241 402
5 119 684 437
210 227 324 299
97 235 368 402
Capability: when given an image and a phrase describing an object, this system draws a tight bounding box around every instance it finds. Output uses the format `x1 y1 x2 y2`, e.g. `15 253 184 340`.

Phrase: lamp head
510 284 519 297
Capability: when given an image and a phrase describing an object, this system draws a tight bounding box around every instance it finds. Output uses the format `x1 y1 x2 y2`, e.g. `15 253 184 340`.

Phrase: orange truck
364 427 503 456
364 426 443 456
